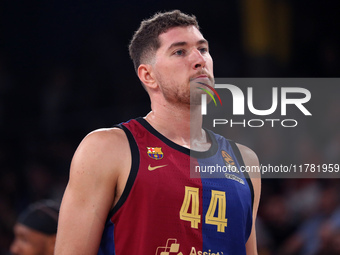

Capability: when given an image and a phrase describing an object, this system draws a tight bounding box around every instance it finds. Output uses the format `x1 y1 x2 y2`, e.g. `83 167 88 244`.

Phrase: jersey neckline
135 117 218 159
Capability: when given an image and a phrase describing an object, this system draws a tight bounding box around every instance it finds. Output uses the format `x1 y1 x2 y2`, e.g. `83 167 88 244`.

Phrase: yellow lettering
205 190 228 232
180 187 228 232
190 247 197 255
180 186 201 228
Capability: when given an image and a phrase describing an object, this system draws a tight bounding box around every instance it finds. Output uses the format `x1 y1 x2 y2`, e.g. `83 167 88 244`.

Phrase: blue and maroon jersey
98 117 254 255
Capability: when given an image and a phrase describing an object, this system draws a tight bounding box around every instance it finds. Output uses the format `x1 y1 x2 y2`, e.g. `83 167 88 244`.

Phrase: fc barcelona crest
147 147 164 160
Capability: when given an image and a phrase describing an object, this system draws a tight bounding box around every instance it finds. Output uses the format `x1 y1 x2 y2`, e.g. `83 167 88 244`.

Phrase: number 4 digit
179 186 201 228
206 190 228 232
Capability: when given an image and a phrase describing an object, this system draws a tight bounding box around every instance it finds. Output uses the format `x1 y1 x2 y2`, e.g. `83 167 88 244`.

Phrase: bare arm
237 144 261 255
55 128 130 255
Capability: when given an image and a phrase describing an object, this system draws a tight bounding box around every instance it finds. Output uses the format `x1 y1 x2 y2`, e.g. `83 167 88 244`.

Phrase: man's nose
190 49 206 70
10 239 20 255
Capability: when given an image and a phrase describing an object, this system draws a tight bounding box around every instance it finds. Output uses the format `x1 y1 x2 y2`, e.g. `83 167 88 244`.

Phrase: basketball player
10 200 59 255
55 10 261 255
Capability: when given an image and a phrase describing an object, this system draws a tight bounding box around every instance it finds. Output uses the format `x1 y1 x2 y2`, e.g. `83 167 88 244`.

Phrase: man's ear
138 64 157 90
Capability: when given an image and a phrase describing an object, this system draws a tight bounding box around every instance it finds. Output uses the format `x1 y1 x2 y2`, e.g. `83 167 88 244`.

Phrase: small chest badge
147 147 164 160
221 150 239 173
221 150 235 166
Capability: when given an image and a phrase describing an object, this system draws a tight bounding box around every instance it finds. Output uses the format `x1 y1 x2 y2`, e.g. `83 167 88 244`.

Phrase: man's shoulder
235 143 258 165
85 127 127 144
235 143 261 182
83 126 126 146
73 127 130 167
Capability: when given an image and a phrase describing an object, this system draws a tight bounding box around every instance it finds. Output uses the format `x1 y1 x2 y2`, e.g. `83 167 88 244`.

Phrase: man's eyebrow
167 39 209 51
197 39 209 46
167 41 187 51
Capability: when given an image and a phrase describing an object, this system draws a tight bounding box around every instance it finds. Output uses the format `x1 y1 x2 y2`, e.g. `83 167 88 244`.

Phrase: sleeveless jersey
98 117 254 255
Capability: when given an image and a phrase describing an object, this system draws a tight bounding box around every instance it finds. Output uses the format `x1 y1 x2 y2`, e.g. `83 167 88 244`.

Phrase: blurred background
0 0 339 254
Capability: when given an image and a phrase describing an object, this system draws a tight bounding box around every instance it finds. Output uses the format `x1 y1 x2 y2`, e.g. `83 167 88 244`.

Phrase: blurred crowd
1 0 340 254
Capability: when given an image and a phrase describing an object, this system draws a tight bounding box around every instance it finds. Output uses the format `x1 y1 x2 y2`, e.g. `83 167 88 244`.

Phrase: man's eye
174 49 185 56
199 47 208 54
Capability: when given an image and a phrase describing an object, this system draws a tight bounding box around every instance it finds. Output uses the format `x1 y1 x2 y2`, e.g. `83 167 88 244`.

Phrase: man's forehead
14 223 32 235
14 223 46 237
158 26 206 48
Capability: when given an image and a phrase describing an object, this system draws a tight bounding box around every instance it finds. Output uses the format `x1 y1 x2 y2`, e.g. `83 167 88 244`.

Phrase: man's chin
189 93 205 106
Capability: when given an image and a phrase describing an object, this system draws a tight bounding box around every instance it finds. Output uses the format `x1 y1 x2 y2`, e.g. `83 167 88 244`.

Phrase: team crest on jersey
147 147 164 160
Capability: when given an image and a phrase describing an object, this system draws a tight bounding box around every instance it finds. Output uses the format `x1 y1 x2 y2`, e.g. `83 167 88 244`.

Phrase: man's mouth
195 74 208 79
191 75 213 86
191 74 209 80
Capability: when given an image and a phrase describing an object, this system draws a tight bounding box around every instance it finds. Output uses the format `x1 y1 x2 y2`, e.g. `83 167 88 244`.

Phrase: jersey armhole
107 124 140 219
229 140 254 212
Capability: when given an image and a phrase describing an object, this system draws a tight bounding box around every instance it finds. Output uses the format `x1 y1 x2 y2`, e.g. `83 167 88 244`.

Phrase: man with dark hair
10 200 59 255
55 10 260 255
129 10 199 72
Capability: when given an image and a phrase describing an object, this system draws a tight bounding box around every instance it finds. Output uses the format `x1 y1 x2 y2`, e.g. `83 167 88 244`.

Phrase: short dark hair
129 10 199 72
18 200 59 235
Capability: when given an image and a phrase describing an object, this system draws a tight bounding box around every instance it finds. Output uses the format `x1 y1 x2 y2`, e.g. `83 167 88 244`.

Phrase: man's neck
144 101 210 151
